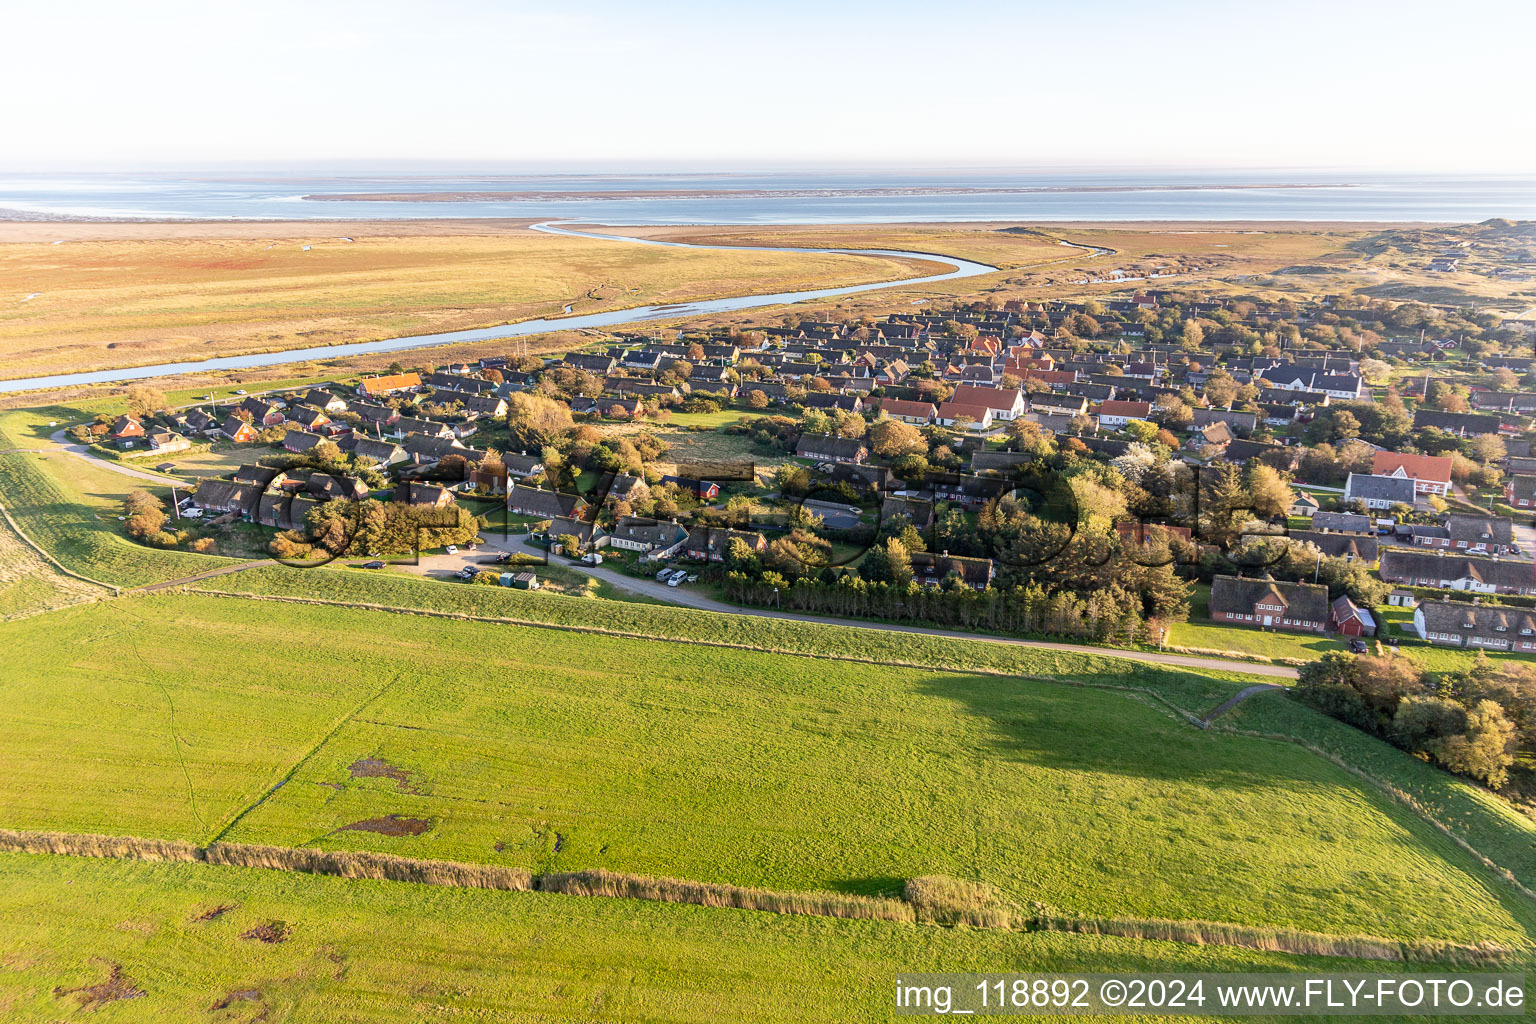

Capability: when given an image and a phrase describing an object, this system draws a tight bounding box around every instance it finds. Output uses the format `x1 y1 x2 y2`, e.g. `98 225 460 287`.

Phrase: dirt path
128 560 275 594
1201 684 1286 724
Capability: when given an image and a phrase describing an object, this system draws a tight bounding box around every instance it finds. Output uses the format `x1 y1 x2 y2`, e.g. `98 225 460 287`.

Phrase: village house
146 430 190 453
1379 550 1535 595
909 552 995 591
221 417 260 444
1343 472 1418 510
357 372 422 398
283 429 328 454
300 389 349 413
344 437 406 469
1329 595 1376 637
876 398 937 424
1371 452 1453 497
286 405 333 432
1503 474 1536 509
1403 514 1515 555
506 484 588 520
608 516 689 560
685 526 768 562
109 414 146 443
1289 492 1320 517
935 402 994 430
880 494 935 529
795 433 868 464
949 384 1026 421
189 479 261 516
1414 598 1536 652
397 482 455 509
546 515 608 554
1311 511 1374 535
1208 574 1330 633
1095 400 1152 429
183 408 217 434
1289 530 1378 563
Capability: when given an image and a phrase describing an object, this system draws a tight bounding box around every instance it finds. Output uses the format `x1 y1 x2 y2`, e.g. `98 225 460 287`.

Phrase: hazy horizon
5 0 1532 174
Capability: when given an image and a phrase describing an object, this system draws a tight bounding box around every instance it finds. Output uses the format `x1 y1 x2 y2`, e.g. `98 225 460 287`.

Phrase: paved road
20 427 198 486
462 535 1298 679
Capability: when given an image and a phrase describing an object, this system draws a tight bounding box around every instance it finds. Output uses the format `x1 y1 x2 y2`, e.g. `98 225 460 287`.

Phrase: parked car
669 569 688 582
655 567 673 580
667 575 683 587
445 545 459 555
1349 639 1368 654
1384 636 1399 647
234 389 247 395
686 574 698 583
362 560 385 569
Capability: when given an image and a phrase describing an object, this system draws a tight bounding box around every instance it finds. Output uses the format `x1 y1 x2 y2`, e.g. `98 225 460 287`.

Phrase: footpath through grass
2 593 1533 947
0 852 1425 1024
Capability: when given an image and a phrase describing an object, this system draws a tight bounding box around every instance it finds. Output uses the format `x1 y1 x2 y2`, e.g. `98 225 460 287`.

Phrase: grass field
0 853 1421 1024
0 507 107 619
3 593 1533 948
0 450 226 587
0 227 928 379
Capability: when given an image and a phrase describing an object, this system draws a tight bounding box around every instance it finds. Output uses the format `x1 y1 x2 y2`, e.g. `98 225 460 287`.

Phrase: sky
3 0 1532 172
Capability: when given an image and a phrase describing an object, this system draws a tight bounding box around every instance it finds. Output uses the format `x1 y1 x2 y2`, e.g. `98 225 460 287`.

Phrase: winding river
0 223 1002 395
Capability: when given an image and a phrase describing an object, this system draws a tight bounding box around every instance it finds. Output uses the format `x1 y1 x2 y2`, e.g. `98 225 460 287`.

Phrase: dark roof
910 552 995 588
1311 511 1373 533
506 484 586 519
1380 550 1536 590
794 433 868 460
1344 473 1418 505
190 479 259 513
1209 574 1330 622
1288 530 1379 561
1419 600 1536 640
1446 514 1513 546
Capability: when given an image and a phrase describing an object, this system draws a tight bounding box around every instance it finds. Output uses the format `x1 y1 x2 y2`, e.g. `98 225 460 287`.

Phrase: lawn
0 853 1420 1024
0 228 926 379
2 594 1533 947
1166 584 1348 662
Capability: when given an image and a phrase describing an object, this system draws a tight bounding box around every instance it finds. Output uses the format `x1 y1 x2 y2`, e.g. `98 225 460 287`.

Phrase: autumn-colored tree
868 418 926 458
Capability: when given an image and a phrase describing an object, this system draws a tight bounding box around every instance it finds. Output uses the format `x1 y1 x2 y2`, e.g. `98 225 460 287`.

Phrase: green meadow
2 594 1533 949
0 852 1426 1024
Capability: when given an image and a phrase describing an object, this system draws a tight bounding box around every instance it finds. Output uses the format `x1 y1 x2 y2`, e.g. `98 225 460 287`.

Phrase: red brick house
1208 575 1329 634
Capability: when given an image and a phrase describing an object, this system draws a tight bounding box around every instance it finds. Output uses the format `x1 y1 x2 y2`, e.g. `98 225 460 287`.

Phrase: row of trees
723 572 1149 644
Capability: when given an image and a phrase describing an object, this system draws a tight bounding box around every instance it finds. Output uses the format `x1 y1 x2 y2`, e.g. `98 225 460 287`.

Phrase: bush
903 875 1015 928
